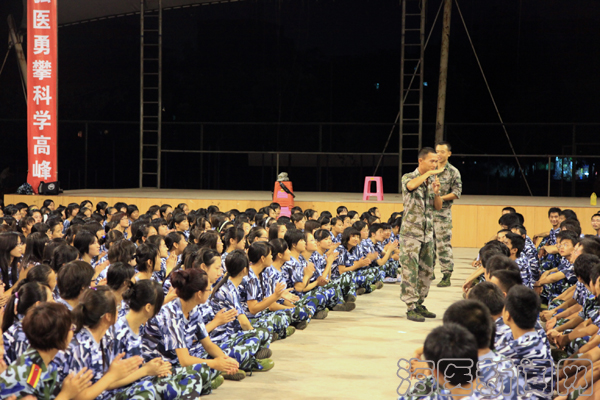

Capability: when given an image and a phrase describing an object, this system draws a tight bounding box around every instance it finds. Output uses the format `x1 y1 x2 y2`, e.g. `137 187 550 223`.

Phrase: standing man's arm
407 168 444 192
441 168 462 202
433 177 442 211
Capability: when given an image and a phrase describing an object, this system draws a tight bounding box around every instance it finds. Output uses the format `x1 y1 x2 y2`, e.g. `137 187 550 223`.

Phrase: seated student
462 241 510 293
142 268 247 389
264 239 317 330
106 262 136 318
336 206 348 218
146 234 176 284
557 261 600 396
546 254 600 355
332 227 375 296
56 261 95 311
290 213 306 232
502 233 532 289
133 243 161 282
307 230 356 311
240 242 296 338
114 279 214 396
535 231 579 304
0 303 93 400
95 239 137 285
378 223 401 282
498 286 553 399
535 208 562 273
55 286 160 400
510 225 541 282
3 281 54 365
443 300 525 400
544 238 600 330
353 223 396 290
591 214 600 237
330 217 344 244
221 227 246 275
399 324 486 400
194 249 272 380
468 282 510 351
282 230 330 319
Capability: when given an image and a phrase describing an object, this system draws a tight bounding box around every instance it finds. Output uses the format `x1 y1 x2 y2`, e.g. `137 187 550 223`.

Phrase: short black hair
548 207 561 217
423 324 478 386
505 233 525 256
57 261 95 300
498 213 520 228
502 207 516 214
490 269 523 293
418 147 436 160
557 230 579 247
580 237 600 257
443 300 493 350
435 141 452 152
479 241 510 268
468 282 505 316
573 254 600 285
485 254 520 275
510 224 527 236
504 285 539 330
560 219 582 236
560 209 578 222
23 302 72 351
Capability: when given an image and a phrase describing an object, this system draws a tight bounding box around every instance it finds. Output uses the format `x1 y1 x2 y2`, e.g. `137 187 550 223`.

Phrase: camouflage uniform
432 162 462 275
0 347 61 399
399 168 437 311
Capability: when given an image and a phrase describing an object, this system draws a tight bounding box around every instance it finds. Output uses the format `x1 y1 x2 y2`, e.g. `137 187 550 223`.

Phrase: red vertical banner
27 0 58 194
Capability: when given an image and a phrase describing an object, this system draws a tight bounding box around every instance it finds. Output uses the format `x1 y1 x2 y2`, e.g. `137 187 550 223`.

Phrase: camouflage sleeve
401 173 413 193
451 168 462 199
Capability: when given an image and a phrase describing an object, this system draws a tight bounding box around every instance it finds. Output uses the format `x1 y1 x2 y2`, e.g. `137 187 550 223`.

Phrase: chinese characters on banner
27 0 57 193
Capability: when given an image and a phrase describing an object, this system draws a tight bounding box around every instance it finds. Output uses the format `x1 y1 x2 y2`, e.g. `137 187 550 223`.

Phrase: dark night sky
1 0 600 195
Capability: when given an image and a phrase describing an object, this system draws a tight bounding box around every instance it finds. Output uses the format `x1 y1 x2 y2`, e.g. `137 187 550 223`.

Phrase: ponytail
71 286 116 332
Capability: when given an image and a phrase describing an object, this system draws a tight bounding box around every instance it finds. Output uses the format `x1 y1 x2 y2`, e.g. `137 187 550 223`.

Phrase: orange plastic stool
363 176 384 201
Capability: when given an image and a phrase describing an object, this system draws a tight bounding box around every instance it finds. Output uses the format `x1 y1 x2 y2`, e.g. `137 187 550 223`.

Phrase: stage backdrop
27 0 58 193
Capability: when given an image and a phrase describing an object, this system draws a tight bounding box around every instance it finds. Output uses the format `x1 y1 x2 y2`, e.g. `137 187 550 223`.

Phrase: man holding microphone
399 147 443 322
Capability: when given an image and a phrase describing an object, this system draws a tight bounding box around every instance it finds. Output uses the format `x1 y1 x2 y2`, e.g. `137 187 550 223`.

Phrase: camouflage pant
207 328 271 371
383 260 400 278
433 211 454 274
151 363 212 398
108 379 157 400
399 237 434 310
289 294 317 324
250 309 292 338
332 272 358 298
355 267 381 293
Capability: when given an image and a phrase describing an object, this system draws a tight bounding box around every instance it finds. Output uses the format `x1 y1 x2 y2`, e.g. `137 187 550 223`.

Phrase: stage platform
6 189 600 248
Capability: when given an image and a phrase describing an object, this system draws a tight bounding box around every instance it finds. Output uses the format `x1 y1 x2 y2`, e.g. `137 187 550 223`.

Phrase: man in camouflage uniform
400 147 443 322
433 141 462 288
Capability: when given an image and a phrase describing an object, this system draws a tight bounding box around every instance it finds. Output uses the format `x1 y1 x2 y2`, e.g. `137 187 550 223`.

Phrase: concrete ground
211 248 479 400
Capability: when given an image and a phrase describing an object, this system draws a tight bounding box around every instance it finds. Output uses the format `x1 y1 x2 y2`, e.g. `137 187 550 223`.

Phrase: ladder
139 0 162 188
399 0 426 186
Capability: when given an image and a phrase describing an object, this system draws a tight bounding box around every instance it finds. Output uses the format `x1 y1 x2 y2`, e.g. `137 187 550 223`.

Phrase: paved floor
210 248 479 400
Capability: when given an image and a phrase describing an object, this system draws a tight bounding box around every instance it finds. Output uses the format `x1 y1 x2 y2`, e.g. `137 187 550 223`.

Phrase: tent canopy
58 0 242 26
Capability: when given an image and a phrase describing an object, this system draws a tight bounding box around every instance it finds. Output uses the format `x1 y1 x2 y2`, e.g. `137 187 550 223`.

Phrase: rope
373 0 443 175
454 0 533 196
